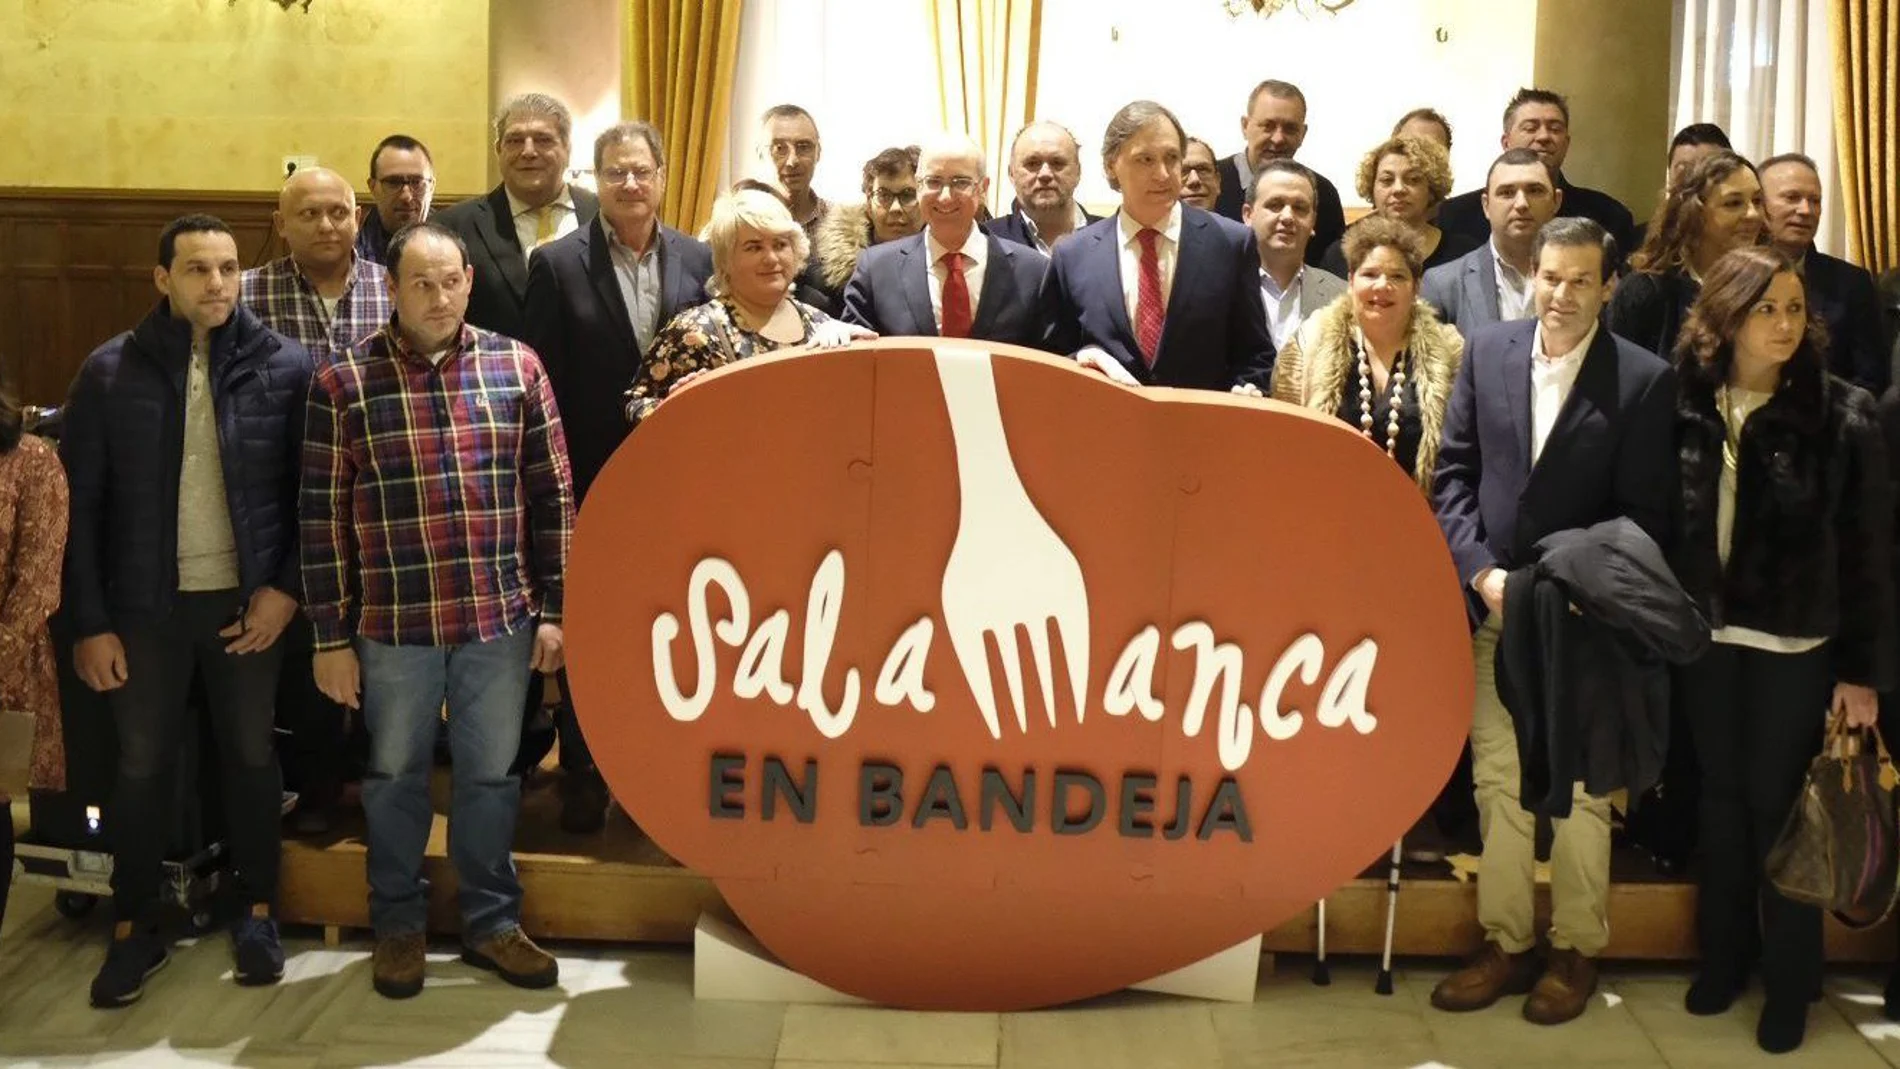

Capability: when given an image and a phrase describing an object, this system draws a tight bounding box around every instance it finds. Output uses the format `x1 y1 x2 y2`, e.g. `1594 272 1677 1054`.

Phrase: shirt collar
285 253 362 295
386 318 474 369
1489 239 1530 285
1118 202 1182 248
607 219 662 260
1533 320 1599 367
1259 264 1304 301
926 225 988 269
507 186 576 221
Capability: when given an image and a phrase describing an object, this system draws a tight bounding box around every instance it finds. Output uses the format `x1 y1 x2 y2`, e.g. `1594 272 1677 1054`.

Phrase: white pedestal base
692 913 1260 1006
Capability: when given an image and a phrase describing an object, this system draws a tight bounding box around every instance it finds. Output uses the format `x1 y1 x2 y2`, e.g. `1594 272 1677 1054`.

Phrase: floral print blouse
625 295 830 424
0 434 69 796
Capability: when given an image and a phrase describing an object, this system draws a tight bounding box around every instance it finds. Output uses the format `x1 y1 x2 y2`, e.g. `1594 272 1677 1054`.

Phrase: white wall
728 0 1544 215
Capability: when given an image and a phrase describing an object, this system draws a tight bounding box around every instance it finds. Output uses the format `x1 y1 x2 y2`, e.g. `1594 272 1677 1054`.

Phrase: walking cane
1312 898 1331 985
1375 839 1402 995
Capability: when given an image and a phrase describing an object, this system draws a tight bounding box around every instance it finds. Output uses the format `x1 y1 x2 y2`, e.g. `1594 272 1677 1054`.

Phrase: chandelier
1223 0 1357 16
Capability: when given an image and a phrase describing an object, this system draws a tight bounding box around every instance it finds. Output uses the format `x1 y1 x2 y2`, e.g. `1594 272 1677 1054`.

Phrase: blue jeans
358 628 533 942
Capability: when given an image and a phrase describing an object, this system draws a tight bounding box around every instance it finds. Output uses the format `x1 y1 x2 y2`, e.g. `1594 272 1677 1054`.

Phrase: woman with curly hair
1609 151 1765 359
1319 135 1479 278
1263 216 1462 492
1670 245 1893 1053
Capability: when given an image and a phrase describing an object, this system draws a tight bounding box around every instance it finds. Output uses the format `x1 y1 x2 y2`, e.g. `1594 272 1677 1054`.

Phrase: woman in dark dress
1670 246 1893 1053
1609 150 1765 358
1268 215 1463 491
1319 135 1480 278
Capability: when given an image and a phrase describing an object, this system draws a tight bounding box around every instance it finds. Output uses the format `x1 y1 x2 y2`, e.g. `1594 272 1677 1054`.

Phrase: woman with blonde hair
1268 215 1463 493
1319 135 1479 277
626 189 867 424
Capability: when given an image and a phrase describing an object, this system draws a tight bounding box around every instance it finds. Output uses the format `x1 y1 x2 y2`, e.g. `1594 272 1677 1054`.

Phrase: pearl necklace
1355 340 1409 459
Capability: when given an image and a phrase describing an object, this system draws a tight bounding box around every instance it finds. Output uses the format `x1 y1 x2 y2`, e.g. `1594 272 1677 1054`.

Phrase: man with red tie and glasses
840 132 1050 349
1038 100 1275 391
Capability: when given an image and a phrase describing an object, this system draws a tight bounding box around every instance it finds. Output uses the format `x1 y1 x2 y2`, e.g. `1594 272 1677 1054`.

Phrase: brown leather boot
372 932 427 999
1524 947 1599 1025
462 926 559 989
1430 941 1540 1012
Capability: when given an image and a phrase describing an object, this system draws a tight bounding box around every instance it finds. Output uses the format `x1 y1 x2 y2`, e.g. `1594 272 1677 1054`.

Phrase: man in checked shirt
243 165 392 836
301 220 575 1000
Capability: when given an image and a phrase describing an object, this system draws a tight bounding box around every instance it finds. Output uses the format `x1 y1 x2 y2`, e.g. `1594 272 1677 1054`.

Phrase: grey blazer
1421 244 1504 335
1296 265 1348 318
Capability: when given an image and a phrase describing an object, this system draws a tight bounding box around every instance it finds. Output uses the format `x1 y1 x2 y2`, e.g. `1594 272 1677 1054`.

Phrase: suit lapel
656 226 698 322
476 187 531 303
899 236 938 336
1527 327 1616 489
1502 320 1535 472
970 235 1016 338
583 220 638 354
1157 212 1209 363
1470 251 1501 325
1095 220 1139 352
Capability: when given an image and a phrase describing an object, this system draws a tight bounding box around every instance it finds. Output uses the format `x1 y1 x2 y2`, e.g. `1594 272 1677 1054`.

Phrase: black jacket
1674 357 1896 689
1498 518 1710 817
1606 268 1699 362
434 184 602 343
1439 173 1635 269
1213 155 1345 269
60 302 312 637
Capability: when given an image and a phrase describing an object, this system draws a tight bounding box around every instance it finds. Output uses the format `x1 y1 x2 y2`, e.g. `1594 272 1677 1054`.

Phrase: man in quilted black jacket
59 214 313 1009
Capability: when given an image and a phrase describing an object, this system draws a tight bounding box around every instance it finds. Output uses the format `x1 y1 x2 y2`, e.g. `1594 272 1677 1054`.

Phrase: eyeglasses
767 139 819 161
376 175 433 192
871 187 918 208
601 165 661 187
920 176 979 196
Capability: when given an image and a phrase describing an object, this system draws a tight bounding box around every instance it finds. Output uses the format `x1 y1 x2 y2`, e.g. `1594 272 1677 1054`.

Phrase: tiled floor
3 882 1899 1069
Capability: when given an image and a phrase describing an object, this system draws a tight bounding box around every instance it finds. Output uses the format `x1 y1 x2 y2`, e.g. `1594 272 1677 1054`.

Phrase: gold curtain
624 0 745 234
1830 0 1897 272
928 0 1043 211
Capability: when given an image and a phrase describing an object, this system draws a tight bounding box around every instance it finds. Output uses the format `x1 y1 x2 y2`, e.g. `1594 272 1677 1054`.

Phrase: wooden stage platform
277 769 1899 963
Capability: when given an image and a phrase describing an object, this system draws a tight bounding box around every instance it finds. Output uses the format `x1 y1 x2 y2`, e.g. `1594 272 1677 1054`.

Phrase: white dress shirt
1529 320 1596 464
1490 239 1535 322
925 226 990 332
1016 203 1090 255
508 187 579 268
1118 203 1181 331
1258 266 1305 350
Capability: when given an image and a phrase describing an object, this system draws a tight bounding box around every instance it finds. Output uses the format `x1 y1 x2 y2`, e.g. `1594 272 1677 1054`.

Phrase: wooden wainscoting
0 188 280 406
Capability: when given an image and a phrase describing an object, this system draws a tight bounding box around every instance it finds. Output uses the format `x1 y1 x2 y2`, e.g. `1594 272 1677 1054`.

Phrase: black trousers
275 614 362 806
107 590 284 920
1679 641 1832 1001
512 667 593 775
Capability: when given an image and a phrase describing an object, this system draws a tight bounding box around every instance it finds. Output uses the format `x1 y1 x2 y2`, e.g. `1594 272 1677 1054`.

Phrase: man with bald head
988 120 1100 253
1759 153 1888 391
241 167 393 835
842 133 1049 348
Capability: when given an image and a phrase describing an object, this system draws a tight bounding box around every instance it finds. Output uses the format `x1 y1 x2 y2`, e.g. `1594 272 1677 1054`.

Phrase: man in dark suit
1430 218 1676 1026
1423 149 1561 334
842 134 1048 348
1436 89 1634 264
1760 153 1889 392
1040 100 1274 392
520 121 711 832
987 121 1100 253
1211 80 1345 269
435 92 600 342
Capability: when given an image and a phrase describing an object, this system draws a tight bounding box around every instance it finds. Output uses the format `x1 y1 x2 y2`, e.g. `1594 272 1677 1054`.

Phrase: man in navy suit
1039 100 1275 392
841 134 1048 348
1431 218 1676 1025
987 121 1099 254
435 93 600 343
519 121 712 832
1759 153 1889 392
1422 149 1562 335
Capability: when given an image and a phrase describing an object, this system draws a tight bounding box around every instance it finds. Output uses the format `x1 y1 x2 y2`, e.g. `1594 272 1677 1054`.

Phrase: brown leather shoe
462 926 558 989
372 932 426 999
1524 948 1599 1025
1430 941 1540 1012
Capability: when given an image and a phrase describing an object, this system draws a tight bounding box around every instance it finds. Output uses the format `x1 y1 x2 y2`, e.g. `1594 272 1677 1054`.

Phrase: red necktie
1135 227 1164 367
940 252 972 338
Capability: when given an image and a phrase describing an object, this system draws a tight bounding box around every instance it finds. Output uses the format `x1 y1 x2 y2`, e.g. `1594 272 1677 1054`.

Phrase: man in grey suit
1242 159 1344 350
842 133 1049 348
435 93 600 342
1423 149 1561 335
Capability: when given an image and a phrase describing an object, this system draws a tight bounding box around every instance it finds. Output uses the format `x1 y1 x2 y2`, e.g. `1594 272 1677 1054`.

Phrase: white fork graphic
932 347 1091 738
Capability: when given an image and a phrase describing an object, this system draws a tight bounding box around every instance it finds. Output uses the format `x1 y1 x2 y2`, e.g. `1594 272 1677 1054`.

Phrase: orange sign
566 340 1473 1011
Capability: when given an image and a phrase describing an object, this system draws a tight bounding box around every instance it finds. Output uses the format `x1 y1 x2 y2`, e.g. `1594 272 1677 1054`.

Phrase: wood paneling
0 188 279 406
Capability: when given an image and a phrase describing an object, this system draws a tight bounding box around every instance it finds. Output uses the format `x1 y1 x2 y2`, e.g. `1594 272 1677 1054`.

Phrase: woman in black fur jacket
1671 245 1896 1054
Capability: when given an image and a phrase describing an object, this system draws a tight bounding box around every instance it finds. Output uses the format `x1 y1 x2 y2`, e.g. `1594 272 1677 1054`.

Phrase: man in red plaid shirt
300 220 575 1000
